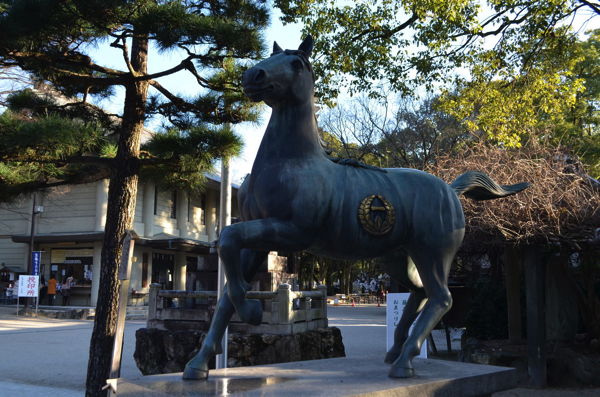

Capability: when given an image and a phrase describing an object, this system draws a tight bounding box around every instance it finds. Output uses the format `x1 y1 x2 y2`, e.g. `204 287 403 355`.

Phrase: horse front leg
183 249 268 380
182 284 234 380
218 219 310 326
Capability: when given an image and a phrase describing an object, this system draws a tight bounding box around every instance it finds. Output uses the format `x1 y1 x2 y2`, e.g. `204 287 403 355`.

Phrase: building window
170 190 177 219
201 194 206 225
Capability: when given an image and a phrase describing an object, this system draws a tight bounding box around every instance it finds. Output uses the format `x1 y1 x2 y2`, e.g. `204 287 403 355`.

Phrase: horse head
242 35 315 107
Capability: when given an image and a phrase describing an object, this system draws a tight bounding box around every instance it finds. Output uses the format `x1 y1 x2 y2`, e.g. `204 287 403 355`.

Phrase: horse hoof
384 352 399 364
182 364 209 380
239 299 263 326
388 365 414 378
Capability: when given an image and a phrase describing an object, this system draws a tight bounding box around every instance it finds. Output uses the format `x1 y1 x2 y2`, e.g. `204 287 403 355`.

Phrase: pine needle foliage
0 1 269 395
140 125 243 193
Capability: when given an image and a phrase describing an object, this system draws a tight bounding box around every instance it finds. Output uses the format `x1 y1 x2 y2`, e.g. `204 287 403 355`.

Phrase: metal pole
28 194 36 275
25 194 37 309
216 153 232 370
104 230 138 395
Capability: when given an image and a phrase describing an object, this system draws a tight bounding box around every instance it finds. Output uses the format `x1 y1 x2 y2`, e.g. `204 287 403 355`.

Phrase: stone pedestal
117 354 516 396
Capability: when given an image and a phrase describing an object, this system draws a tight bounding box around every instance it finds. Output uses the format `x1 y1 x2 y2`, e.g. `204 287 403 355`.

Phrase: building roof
0 265 24 274
206 173 241 192
11 232 215 255
137 233 214 255
11 232 105 244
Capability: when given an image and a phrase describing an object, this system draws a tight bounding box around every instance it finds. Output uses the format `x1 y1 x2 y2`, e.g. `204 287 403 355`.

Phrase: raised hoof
182 364 209 380
384 352 400 364
239 299 263 326
388 365 415 378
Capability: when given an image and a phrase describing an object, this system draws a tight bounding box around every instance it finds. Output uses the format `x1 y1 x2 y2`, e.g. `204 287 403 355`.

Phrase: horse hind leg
388 238 459 378
379 252 427 365
385 287 427 365
389 286 452 378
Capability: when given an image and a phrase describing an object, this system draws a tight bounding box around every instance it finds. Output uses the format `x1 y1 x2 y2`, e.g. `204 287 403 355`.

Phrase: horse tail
450 171 531 201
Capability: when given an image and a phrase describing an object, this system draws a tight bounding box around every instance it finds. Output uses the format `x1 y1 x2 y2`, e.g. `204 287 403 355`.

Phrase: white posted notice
18 275 39 298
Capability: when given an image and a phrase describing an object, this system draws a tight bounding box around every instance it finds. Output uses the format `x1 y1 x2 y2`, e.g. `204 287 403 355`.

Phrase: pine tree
0 1 269 395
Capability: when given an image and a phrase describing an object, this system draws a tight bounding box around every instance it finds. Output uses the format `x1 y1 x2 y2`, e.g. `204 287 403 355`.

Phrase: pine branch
2 155 114 165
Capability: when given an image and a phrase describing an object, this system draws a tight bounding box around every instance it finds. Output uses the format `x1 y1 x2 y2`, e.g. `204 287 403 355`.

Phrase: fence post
317 284 327 318
278 283 292 325
148 283 162 321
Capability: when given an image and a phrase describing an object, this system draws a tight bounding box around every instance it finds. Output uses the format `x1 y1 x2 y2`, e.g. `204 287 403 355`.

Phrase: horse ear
272 41 284 55
298 35 313 58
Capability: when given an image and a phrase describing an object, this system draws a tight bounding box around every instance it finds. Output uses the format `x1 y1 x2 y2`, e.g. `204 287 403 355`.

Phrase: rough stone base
117 354 517 396
134 327 346 375
18 308 93 320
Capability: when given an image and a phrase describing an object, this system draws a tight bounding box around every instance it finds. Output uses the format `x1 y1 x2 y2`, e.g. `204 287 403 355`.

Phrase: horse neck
254 101 323 166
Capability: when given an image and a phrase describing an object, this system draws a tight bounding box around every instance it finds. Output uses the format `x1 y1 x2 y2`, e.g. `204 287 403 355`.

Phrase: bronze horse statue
183 35 530 380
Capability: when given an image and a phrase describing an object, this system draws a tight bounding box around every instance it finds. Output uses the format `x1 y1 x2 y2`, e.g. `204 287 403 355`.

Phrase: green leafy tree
276 0 600 173
275 0 599 104
0 1 269 395
439 29 600 174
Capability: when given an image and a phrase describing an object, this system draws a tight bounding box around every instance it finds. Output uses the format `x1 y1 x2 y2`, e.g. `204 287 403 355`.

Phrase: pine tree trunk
85 33 149 397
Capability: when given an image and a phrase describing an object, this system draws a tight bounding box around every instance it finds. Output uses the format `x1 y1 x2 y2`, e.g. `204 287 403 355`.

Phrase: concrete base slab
117 354 516 397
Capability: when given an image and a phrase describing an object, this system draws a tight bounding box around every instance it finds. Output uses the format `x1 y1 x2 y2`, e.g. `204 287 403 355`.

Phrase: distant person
47 273 57 306
61 274 73 306
39 283 47 304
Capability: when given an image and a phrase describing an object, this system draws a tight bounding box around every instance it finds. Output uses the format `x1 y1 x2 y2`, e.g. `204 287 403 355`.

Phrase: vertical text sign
386 293 427 358
18 275 39 297
32 252 41 275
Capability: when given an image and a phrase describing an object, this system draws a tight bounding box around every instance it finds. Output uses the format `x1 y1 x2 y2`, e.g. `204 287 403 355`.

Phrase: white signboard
18 275 39 298
386 293 427 358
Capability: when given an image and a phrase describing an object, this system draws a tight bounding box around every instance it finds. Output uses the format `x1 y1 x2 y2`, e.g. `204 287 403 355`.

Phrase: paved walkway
0 304 598 396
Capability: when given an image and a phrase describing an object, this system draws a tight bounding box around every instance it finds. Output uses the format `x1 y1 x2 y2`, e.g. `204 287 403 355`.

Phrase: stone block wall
134 326 346 375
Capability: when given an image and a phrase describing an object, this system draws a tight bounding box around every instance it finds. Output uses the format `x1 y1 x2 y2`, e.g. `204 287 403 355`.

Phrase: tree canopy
439 29 600 164
275 0 600 103
0 0 269 202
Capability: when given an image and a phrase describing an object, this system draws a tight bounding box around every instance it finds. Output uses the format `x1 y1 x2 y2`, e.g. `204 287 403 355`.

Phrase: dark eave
12 232 214 255
137 236 214 255
11 232 105 244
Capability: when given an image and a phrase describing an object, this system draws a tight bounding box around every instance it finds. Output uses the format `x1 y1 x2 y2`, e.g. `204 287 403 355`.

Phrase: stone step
21 307 95 320
84 312 148 321
125 311 148 321
126 306 148 311
29 306 147 321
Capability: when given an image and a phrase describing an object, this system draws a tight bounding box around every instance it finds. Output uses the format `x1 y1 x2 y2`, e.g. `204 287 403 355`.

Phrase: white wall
38 184 97 233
